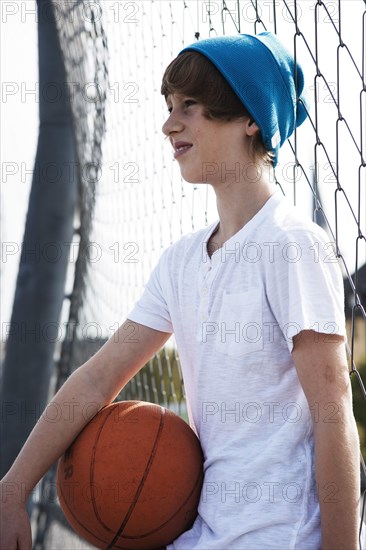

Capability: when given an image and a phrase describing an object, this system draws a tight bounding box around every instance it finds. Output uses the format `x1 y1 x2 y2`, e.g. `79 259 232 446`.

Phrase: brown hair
161 51 273 164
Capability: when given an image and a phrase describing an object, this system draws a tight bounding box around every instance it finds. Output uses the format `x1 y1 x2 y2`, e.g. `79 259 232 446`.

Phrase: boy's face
162 93 253 185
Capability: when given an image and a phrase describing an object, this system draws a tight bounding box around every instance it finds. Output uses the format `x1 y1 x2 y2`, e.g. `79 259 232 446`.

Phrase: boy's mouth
173 141 193 158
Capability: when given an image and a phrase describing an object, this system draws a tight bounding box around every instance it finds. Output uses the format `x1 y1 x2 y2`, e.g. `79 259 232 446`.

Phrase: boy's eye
165 98 196 114
184 99 196 108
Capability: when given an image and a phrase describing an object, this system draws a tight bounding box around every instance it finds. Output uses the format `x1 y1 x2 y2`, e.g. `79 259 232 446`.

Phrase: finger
17 522 32 550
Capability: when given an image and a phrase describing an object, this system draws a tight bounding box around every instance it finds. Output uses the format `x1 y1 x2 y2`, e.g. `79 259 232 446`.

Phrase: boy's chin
180 172 207 185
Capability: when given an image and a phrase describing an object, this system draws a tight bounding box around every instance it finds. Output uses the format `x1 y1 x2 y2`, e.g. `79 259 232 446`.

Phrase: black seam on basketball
116 467 203 540
105 405 166 550
57 462 112 546
90 404 120 532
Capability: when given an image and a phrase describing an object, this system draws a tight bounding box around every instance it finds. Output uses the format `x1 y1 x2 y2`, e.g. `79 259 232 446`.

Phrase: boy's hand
0 492 32 550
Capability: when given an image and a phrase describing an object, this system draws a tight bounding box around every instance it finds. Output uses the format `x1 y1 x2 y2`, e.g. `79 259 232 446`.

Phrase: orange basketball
56 400 203 549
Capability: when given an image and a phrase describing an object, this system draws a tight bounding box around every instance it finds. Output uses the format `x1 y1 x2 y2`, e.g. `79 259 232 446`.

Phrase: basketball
56 400 204 549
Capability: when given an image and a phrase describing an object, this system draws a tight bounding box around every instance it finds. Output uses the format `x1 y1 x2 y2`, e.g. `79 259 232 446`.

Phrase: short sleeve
127 248 173 333
266 228 346 353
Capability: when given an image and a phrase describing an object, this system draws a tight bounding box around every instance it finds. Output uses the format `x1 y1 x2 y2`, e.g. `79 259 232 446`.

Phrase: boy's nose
162 111 184 136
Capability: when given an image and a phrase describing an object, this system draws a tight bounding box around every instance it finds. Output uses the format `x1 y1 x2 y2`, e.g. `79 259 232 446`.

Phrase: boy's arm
0 320 171 550
292 329 360 550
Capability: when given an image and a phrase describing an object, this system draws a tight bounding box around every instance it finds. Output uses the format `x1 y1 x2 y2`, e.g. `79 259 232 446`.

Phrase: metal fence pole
1 0 77 484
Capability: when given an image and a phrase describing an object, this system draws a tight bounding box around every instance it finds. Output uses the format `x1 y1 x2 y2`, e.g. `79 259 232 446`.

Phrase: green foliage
351 360 366 457
118 346 188 422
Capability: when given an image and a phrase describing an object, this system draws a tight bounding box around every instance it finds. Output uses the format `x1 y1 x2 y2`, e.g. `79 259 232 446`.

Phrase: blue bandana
180 32 309 166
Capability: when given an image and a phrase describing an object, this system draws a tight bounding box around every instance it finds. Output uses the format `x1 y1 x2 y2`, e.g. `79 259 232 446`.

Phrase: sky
1 1 38 338
1 0 365 338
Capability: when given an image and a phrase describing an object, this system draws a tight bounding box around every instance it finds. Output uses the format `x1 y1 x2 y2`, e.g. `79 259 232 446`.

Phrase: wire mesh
31 1 366 548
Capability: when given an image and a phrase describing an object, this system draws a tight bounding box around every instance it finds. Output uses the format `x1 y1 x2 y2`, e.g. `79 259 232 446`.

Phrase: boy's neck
210 167 276 249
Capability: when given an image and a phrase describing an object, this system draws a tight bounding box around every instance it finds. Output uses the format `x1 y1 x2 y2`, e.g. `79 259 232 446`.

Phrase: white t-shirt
127 190 346 550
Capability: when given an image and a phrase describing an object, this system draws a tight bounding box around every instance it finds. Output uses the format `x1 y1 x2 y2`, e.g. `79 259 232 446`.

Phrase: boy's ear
245 117 260 136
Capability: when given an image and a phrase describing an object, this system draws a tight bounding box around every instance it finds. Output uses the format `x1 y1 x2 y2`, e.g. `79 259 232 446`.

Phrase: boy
0 32 360 549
